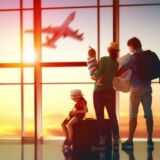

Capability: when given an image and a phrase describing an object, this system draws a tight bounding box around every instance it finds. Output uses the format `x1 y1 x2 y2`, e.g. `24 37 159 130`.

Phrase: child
61 89 88 148
87 46 103 86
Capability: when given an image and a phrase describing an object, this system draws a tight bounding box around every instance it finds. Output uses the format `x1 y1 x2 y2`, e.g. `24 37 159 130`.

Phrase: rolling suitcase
73 118 112 150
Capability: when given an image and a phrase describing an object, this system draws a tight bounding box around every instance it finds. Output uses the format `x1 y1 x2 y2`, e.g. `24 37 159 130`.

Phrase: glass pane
0 12 20 62
100 8 113 57
119 84 160 138
0 85 21 138
24 68 34 83
23 0 33 8
42 67 92 83
119 4 160 138
23 145 34 160
100 0 113 5
23 11 34 63
120 0 160 5
42 84 96 137
0 0 20 9
24 85 34 138
0 69 20 83
120 5 160 83
42 0 97 8
42 9 97 62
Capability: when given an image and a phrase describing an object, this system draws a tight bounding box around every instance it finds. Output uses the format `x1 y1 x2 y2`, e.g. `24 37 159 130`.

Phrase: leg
128 117 137 141
93 91 106 145
128 91 141 141
66 116 80 143
61 118 69 140
104 90 119 142
141 88 153 142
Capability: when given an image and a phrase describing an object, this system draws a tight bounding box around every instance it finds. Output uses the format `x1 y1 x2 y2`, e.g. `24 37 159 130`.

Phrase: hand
91 74 96 80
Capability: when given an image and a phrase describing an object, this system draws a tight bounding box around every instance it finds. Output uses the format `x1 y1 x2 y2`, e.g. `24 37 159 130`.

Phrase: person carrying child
87 46 103 86
61 89 88 148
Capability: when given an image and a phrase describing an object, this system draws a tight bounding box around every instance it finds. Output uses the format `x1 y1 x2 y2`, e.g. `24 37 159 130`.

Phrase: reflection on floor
0 140 160 160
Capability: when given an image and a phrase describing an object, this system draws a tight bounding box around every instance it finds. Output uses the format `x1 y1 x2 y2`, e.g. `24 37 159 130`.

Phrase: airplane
25 12 84 48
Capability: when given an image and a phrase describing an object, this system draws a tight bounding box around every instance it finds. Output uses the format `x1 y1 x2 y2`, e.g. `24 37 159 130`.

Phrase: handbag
112 69 132 92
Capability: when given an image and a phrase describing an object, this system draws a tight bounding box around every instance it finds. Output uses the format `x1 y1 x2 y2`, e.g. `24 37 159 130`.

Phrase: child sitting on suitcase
61 89 88 148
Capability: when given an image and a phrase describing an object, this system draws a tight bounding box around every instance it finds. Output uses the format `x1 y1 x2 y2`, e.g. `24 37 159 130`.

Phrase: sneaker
122 140 133 149
147 140 154 150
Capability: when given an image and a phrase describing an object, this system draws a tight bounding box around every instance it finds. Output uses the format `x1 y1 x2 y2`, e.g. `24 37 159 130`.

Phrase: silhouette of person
61 89 88 148
116 37 153 150
91 42 120 149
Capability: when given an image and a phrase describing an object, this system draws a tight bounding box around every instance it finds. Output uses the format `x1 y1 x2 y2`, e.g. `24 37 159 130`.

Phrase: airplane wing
63 27 84 41
24 26 59 34
41 26 59 34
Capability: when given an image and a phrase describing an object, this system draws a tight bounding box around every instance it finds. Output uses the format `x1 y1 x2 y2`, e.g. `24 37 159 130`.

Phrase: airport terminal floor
0 140 160 160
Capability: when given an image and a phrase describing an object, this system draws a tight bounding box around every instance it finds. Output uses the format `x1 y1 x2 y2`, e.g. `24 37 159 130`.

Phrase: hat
70 89 83 99
107 42 120 51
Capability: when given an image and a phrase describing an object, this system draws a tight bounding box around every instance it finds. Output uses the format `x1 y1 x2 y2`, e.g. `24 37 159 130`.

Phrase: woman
91 42 120 148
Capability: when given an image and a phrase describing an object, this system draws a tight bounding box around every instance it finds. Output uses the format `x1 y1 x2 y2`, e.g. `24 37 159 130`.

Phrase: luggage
113 69 132 92
135 50 160 81
73 119 112 150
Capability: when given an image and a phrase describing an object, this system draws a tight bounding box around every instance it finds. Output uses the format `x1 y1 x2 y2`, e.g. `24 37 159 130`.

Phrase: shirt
94 56 119 92
73 97 87 117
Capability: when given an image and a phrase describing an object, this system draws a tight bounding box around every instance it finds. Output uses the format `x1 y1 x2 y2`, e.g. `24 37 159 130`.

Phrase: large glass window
120 0 160 5
100 8 113 57
0 12 20 62
0 0 160 139
0 0 19 9
42 9 97 62
42 0 97 8
0 85 21 138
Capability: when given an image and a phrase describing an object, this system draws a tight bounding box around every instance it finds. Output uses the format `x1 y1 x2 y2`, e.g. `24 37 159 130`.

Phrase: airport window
0 0 160 140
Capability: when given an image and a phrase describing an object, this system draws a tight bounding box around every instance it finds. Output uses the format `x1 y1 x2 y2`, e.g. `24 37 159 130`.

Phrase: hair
108 48 119 60
88 47 96 57
127 37 142 50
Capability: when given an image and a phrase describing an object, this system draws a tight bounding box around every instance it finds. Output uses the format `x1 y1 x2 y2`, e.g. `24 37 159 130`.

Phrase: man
116 37 153 149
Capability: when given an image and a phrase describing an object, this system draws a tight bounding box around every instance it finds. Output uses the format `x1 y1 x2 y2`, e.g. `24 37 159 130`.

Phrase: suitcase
73 118 112 150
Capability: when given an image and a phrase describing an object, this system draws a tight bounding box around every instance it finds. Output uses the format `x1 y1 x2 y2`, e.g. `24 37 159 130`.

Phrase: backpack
135 50 160 81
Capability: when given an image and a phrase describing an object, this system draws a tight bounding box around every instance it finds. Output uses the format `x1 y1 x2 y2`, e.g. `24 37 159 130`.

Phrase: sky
0 0 160 138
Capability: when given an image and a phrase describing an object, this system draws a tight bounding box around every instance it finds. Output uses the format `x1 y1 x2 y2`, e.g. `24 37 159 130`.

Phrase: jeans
130 85 152 119
93 89 119 140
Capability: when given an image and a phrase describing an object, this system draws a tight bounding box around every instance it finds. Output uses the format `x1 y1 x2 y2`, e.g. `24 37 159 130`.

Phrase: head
127 37 142 54
107 42 120 60
70 89 83 102
88 46 96 58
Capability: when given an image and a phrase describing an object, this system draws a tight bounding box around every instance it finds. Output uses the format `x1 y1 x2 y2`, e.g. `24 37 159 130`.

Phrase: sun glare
23 48 35 63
